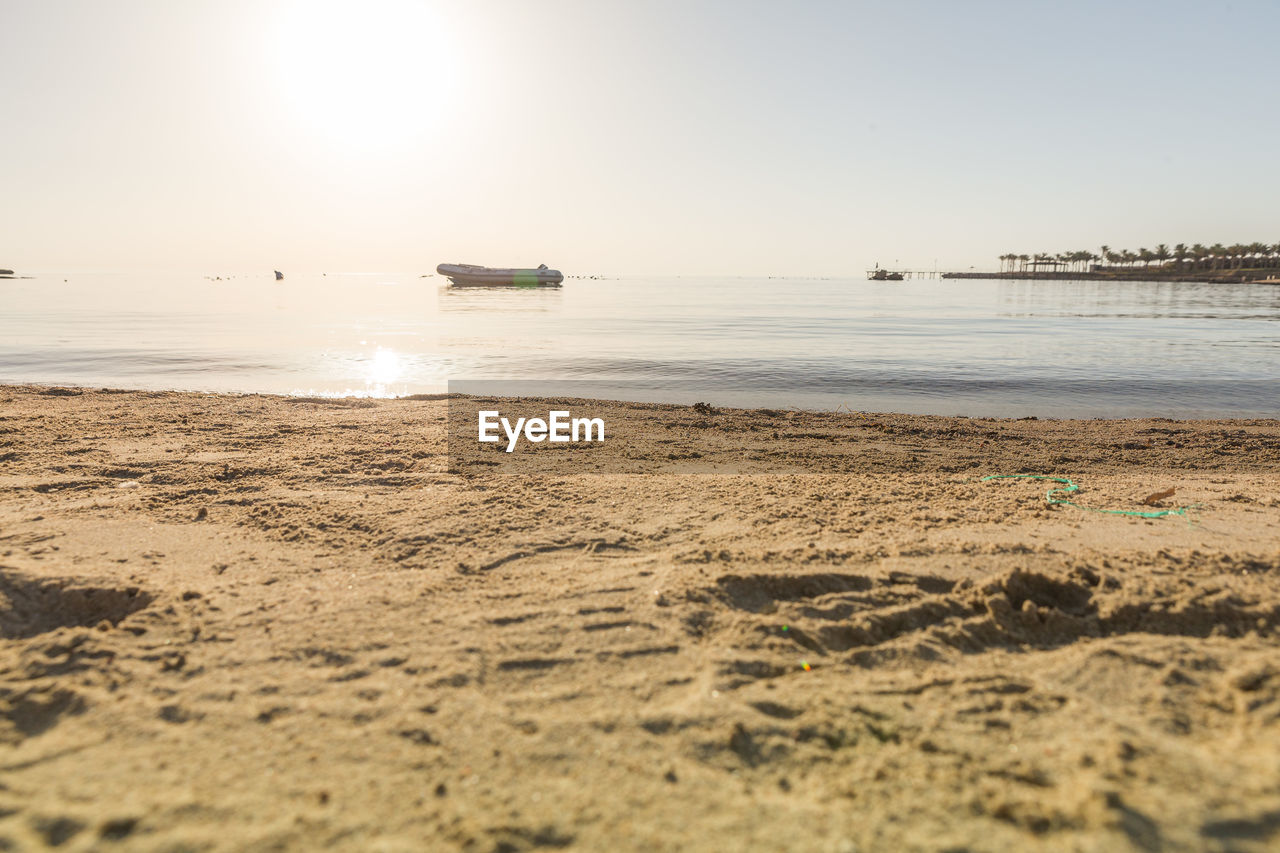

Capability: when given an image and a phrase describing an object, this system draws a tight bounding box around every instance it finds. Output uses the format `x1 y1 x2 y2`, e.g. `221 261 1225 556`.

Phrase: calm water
2 272 1278 417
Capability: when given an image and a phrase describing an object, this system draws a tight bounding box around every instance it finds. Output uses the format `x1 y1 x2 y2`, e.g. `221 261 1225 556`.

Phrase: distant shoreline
941 270 1280 284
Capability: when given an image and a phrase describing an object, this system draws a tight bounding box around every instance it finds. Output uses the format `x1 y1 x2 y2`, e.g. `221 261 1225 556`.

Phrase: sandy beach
2 384 1278 851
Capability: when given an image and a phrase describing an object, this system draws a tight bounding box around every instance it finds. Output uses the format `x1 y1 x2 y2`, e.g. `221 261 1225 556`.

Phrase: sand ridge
1 385 1278 851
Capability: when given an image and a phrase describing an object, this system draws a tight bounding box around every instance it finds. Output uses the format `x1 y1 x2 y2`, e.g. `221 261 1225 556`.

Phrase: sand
1 384 1278 851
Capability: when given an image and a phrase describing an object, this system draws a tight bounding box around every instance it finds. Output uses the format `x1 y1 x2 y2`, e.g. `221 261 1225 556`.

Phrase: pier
865 268 940 280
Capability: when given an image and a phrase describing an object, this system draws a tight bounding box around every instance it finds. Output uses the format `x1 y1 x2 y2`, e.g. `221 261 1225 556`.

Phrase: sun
269 0 457 152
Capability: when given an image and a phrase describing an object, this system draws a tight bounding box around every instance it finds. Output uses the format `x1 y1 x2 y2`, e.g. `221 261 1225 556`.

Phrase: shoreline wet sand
2 385 1278 851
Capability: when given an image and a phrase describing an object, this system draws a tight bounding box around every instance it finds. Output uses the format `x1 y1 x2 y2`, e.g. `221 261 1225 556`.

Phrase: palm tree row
998 242 1280 274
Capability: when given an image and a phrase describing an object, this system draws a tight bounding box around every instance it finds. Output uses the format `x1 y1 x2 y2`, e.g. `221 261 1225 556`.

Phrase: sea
2 271 1277 418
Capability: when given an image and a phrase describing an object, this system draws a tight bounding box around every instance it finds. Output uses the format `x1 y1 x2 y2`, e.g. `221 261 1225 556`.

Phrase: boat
436 263 564 287
867 268 904 281
274 270 284 280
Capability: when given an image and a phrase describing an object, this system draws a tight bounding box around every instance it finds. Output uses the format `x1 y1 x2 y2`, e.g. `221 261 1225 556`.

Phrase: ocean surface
2 271 1278 417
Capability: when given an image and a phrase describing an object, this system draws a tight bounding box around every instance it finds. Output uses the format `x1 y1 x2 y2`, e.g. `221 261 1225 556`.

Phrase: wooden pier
865 268 940 280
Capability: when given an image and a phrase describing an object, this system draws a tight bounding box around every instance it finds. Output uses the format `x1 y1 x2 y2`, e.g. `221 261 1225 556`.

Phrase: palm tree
1210 243 1227 271
1249 242 1268 269
986 240 1280 275
1229 244 1250 269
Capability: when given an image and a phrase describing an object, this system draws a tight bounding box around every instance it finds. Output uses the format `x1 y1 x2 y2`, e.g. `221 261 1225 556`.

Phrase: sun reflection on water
365 346 402 395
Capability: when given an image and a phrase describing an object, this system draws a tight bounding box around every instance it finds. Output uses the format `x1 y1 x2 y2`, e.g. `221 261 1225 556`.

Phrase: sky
1 0 1278 276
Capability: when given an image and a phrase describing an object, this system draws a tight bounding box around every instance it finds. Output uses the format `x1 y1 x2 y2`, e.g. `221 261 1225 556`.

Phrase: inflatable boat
436 263 564 287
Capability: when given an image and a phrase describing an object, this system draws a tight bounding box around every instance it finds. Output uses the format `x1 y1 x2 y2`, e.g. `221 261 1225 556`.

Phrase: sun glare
270 0 456 152
366 346 402 389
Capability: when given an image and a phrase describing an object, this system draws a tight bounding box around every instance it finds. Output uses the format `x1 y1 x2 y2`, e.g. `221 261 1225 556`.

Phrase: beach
2 384 1279 851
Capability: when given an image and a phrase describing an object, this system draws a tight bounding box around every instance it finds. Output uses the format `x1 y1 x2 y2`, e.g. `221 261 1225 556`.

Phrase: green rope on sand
981 474 1195 519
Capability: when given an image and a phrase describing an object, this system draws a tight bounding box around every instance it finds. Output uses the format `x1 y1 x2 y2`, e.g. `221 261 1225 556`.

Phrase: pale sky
2 0 1277 276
